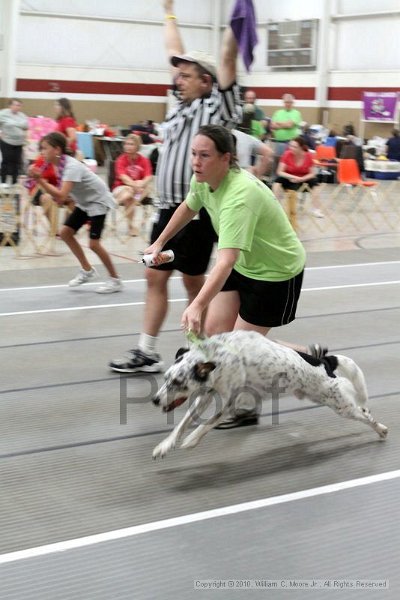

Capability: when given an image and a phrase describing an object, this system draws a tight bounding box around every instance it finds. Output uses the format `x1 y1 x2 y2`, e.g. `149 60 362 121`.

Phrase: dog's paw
152 438 175 459
377 424 388 439
180 432 201 449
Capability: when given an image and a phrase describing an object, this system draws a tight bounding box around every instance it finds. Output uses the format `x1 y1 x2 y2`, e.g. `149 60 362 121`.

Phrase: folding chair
0 186 20 255
313 145 338 183
330 159 382 229
314 144 337 164
332 159 377 198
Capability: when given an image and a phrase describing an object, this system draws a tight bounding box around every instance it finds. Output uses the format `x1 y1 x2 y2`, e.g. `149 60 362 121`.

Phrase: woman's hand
181 302 203 335
142 239 164 261
163 0 174 13
132 181 145 196
28 167 42 180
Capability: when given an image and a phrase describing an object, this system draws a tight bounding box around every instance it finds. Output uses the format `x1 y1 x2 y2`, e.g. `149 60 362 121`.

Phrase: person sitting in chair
112 134 153 236
272 136 324 218
26 154 74 236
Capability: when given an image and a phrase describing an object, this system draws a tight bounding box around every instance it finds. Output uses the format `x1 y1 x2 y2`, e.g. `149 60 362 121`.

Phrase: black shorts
221 268 304 327
150 207 217 276
64 207 106 240
275 176 319 191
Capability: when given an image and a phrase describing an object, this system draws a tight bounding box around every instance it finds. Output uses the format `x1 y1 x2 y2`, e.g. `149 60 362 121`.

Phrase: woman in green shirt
145 124 305 337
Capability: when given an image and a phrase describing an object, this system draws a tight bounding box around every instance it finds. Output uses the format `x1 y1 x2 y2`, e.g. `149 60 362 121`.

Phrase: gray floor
0 240 399 598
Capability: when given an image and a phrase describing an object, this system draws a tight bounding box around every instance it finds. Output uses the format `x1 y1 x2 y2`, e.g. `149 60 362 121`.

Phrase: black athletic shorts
64 206 106 240
221 268 304 327
275 176 319 191
150 207 217 276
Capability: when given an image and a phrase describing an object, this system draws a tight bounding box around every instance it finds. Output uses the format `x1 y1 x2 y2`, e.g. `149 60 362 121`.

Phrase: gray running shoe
109 348 164 373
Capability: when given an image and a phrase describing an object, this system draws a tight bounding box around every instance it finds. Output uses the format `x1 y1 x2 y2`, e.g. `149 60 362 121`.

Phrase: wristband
165 14 177 20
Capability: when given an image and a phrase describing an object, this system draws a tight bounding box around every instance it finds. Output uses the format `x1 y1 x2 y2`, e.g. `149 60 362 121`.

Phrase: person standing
30 132 122 294
233 109 272 180
0 99 29 184
145 125 309 427
270 93 302 168
109 0 242 374
243 89 270 136
244 89 265 122
54 98 78 155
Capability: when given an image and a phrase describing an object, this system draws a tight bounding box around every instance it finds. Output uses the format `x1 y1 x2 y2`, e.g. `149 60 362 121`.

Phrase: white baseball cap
171 51 217 79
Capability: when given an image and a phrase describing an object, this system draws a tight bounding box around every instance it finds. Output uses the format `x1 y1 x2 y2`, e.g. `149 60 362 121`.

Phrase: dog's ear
175 347 189 362
193 361 216 382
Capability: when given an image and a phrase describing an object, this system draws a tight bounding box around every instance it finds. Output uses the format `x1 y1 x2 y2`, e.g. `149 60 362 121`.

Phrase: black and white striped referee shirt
157 83 242 208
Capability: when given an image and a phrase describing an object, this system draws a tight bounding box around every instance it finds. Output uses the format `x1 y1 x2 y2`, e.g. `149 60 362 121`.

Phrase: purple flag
230 0 258 72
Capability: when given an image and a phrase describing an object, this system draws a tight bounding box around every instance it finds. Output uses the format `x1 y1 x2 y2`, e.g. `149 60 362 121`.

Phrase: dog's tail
335 355 369 407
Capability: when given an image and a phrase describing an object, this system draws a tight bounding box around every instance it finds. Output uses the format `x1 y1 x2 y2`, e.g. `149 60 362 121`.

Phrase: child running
30 132 122 293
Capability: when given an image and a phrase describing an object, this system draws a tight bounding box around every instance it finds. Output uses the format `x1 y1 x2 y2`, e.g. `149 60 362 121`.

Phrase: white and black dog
152 331 388 459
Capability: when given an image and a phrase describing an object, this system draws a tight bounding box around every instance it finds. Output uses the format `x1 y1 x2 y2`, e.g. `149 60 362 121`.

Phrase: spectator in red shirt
272 136 324 218
26 153 74 234
112 134 153 236
55 98 78 155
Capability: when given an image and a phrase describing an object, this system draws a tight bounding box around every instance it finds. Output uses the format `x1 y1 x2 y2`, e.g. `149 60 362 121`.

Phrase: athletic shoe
109 348 164 373
96 278 123 294
308 343 329 359
214 412 259 429
68 267 97 287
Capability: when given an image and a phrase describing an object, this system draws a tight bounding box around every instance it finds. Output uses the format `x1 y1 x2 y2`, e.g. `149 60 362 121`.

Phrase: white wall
337 0 399 14
18 0 215 70
333 18 400 71
5 0 400 106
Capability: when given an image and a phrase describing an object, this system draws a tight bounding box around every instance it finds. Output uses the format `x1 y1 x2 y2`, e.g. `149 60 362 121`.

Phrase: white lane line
1 260 400 293
0 298 186 317
304 280 400 292
1 469 399 565
306 260 400 270
0 277 174 292
1 280 400 318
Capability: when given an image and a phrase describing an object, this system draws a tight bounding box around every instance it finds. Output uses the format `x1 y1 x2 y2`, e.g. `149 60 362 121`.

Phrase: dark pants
0 140 23 184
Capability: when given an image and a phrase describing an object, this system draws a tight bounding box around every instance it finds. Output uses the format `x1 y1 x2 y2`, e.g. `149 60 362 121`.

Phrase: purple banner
362 92 399 122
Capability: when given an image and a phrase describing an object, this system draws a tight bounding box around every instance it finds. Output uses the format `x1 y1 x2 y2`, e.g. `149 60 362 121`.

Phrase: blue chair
324 136 337 147
76 132 95 159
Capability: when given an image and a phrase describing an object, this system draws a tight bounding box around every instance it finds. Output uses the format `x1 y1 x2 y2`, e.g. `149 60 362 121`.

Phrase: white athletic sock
138 333 158 355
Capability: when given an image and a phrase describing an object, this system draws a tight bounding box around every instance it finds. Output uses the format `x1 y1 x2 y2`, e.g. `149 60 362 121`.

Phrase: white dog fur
152 331 388 459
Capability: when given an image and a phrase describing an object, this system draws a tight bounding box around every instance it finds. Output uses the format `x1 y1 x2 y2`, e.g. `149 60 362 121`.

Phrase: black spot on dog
175 347 190 362
192 362 216 382
297 351 338 378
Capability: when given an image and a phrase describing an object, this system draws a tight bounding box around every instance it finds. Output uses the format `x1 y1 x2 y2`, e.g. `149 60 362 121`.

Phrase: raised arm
217 26 238 90
162 0 184 75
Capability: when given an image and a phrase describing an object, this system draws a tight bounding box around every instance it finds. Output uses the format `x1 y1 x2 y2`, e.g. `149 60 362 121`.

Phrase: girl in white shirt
29 132 122 294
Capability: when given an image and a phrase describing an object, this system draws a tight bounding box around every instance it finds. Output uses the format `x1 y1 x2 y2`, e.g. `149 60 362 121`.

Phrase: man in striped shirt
109 0 242 374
